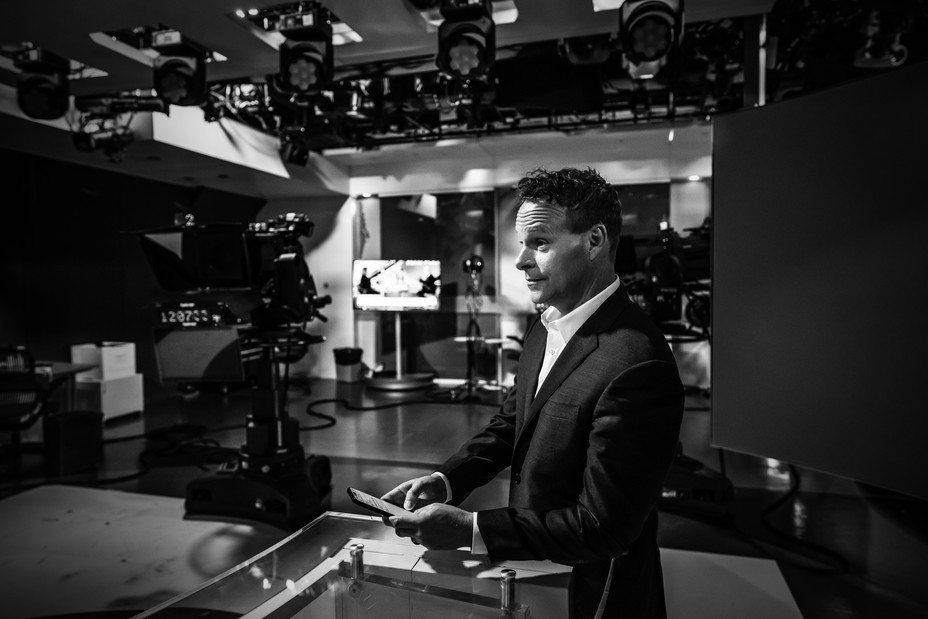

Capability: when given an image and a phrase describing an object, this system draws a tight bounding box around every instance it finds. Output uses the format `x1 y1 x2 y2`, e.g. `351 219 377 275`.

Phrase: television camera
138 212 333 530
619 218 712 342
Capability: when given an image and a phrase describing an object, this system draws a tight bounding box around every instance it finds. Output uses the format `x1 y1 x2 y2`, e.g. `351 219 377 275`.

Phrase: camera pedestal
185 455 332 531
184 329 332 531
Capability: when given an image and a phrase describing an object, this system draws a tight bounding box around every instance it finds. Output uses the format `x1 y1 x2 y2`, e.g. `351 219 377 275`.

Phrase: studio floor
1 377 927 618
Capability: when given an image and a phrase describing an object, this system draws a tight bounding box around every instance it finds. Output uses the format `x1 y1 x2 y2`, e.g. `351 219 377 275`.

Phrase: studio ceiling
1 0 924 198
0 0 772 96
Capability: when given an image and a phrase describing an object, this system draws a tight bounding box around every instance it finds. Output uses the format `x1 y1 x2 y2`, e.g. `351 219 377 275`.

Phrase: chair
0 346 59 474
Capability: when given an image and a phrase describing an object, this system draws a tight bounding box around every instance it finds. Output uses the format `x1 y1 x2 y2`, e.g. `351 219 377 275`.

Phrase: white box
75 373 144 421
71 342 136 380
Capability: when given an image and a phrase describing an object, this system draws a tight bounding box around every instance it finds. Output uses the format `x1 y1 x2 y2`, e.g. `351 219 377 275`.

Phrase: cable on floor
756 463 850 574
5 384 500 495
304 393 503 420
671 449 850 575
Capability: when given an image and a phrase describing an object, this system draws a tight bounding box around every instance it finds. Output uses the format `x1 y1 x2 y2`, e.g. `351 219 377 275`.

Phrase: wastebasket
333 347 363 383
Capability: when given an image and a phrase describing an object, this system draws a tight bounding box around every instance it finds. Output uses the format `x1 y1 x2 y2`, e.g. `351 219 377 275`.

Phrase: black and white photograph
1 1 926 618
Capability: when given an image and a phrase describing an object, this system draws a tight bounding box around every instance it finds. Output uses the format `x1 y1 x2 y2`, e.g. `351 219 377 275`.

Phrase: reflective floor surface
1 378 927 618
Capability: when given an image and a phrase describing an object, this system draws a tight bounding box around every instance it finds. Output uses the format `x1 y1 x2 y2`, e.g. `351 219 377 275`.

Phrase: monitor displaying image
352 259 441 311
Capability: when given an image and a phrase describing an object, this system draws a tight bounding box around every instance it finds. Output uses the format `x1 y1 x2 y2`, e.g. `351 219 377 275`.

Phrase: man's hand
389 503 473 550
381 474 447 511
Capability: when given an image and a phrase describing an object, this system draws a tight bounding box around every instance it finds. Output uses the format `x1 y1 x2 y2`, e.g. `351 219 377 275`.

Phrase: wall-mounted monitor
352 259 441 312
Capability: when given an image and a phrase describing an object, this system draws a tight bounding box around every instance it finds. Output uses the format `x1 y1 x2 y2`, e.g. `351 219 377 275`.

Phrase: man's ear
588 224 608 259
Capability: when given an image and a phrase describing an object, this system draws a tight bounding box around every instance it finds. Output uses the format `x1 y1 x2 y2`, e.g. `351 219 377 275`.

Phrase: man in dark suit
382 167 684 618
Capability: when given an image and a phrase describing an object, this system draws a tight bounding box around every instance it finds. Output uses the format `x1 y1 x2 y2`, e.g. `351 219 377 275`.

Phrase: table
35 360 96 411
0 485 804 619
136 511 571 619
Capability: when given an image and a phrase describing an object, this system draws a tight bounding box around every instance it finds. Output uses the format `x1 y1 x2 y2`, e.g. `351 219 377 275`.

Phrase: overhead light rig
71 93 166 162
2 42 109 121
273 6 335 97
151 29 210 106
618 0 685 80
13 48 71 120
9 1 923 160
98 24 221 108
436 0 497 80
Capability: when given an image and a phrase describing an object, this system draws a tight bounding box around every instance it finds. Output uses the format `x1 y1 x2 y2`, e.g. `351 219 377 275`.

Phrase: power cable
673 449 850 575
757 463 850 574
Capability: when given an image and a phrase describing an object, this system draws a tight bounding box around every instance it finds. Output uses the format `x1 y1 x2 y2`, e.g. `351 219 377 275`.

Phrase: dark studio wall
711 60 928 606
712 60 928 502
0 149 266 401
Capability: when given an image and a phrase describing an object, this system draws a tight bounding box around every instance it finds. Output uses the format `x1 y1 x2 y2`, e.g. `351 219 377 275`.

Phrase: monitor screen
352 259 441 312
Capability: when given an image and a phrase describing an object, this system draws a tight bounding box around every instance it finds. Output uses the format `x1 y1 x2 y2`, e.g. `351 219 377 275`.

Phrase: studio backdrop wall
711 60 928 500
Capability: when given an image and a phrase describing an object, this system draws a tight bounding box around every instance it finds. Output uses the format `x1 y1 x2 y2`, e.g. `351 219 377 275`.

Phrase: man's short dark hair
516 167 623 257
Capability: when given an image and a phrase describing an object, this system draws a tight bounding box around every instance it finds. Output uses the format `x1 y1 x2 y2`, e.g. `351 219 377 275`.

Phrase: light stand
366 312 435 391
185 327 332 531
448 255 490 401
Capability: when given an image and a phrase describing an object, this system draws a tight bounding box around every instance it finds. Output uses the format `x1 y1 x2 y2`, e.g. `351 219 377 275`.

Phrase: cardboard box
71 342 136 380
75 373 144 421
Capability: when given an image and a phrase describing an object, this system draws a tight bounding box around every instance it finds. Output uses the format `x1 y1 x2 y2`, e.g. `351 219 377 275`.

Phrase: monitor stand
367 312 434 391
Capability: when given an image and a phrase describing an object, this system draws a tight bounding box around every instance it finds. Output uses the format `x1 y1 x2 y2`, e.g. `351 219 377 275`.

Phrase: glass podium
133 512 570 619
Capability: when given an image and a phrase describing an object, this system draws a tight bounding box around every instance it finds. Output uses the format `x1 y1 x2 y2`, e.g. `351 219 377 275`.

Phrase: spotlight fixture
13 48 70 120
73 124 134 161
436 0 496 80
275 9 334 95
619 0 684 79
151 29 208 106
559 34 614 66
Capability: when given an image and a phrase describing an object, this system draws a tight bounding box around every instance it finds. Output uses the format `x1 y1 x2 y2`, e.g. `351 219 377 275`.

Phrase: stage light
279 41 330 92
619 0 684 79
560 34 614 66
73 125 134 161
275 9 334 95
437 0 496 79
13 48 70 120
151 30 207 106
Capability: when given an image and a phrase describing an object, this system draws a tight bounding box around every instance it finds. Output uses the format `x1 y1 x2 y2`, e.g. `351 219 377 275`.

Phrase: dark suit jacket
438 286 684 618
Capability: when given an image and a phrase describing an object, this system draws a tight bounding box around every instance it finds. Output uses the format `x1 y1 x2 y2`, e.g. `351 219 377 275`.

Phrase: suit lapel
515 288 633 449
517 317 546 435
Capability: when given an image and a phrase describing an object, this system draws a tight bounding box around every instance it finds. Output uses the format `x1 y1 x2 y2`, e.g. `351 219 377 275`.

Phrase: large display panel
352 259 441 312
711 61 928 500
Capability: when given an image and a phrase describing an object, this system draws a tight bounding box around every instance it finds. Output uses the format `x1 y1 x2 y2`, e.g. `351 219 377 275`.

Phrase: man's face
515 200 592 314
